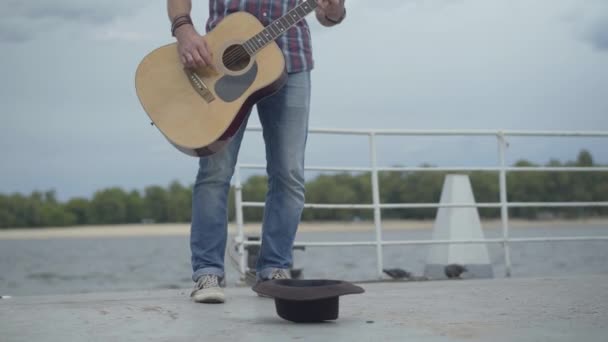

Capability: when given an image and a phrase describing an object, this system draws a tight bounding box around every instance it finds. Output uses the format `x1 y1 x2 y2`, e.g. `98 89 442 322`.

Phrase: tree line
1 150 606 229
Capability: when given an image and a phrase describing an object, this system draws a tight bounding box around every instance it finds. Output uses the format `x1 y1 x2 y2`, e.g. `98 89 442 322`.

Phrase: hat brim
253 279 364 301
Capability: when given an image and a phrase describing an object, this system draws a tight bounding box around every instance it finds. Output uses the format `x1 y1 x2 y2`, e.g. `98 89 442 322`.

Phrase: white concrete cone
424 174 494 279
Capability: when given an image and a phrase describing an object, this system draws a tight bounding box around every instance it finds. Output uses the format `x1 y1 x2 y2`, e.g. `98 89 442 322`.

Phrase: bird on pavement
444 264 468 279
383 268 412 280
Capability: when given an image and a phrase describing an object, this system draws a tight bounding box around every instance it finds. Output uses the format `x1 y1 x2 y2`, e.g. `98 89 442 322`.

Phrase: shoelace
197 275 219 289
270 269 289 280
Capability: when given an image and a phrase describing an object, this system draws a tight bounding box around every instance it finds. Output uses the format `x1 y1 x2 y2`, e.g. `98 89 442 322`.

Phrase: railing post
497 132 513 277
234 164 247 278
369 132 384 279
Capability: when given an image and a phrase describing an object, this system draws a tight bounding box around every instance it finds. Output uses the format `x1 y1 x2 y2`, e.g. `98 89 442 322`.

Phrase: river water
1 223 607 296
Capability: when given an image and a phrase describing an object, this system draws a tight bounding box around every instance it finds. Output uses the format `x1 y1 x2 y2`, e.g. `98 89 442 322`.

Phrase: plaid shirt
206 0 314 73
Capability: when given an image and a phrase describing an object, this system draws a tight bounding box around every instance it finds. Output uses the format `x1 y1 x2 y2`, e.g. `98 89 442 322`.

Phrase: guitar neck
243 0 318 56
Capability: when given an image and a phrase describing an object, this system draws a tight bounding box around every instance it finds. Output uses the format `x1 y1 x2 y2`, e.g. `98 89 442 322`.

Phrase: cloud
0 24 29 43
0 0 150 43
354 0 465 12
563 0 608 52
583 16 608 51
93 28 148 43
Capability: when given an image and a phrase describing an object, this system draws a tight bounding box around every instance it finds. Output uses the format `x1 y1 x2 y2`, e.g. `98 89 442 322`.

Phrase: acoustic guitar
135 0 319 157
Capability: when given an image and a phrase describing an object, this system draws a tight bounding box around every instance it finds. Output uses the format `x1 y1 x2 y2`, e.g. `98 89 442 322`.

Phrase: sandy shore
0 218 606 240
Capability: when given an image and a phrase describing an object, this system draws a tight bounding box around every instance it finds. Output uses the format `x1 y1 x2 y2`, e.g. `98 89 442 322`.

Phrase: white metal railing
233 128 608 279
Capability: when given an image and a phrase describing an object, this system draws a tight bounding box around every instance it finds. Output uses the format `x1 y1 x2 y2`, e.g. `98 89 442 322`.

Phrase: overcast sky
1 0 608 200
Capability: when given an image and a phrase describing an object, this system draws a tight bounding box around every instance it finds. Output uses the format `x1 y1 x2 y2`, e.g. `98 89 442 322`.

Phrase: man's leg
190 115 250 283
255 71 311 280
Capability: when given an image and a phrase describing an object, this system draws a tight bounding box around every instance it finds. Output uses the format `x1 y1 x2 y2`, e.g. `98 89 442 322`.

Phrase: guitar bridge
185 69 215 103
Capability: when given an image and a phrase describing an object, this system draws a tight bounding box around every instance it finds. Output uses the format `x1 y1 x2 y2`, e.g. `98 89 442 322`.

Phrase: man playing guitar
166 0 347 303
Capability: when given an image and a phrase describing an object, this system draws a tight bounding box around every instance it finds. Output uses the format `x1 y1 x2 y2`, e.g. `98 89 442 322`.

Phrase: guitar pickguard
215 62 258 103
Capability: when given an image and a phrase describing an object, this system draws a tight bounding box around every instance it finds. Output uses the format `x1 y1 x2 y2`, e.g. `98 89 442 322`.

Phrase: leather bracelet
325 8 346 25
171 16 193 35
172 20 193 36
171 14 193 36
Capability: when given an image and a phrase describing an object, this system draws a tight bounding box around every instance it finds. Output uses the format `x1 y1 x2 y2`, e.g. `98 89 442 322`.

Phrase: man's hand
174 25 214 69
315 0 346 26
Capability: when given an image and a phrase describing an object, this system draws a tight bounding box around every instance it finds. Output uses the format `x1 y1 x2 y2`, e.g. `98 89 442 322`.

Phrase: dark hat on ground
253 279 365 323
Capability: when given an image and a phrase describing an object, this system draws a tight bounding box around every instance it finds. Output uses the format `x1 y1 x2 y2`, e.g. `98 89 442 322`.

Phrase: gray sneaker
256 269 291 298
267 269 290 281
191 275 225 304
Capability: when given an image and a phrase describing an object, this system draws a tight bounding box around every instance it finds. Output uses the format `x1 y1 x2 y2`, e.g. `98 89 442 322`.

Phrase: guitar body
135 12 287 156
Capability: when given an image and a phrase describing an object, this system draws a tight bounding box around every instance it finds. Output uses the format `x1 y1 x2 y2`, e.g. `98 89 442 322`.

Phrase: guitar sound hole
223 44 250 72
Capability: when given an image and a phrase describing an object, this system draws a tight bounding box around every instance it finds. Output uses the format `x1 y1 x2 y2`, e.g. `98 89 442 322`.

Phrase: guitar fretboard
242 0 318 56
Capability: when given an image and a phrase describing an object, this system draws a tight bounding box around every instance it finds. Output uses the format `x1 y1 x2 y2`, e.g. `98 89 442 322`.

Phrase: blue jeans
191 71 311 282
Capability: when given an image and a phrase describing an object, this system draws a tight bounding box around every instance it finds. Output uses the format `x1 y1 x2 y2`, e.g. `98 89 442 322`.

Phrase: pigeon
383 268 412 280
444 264 468 279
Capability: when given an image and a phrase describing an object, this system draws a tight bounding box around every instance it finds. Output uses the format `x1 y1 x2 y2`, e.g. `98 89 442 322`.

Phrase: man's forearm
167 0 192 22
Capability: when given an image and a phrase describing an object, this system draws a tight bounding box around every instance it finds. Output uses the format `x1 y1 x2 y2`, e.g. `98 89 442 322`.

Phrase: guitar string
223 50 250 68
208 1 317 68
222 30 280 66
219 42 256 67
222 7 312 64
191 36 262 68
225 43 255 62
221 33 274 66
217 22 281 66
220 0 318 64
222 41 265 67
